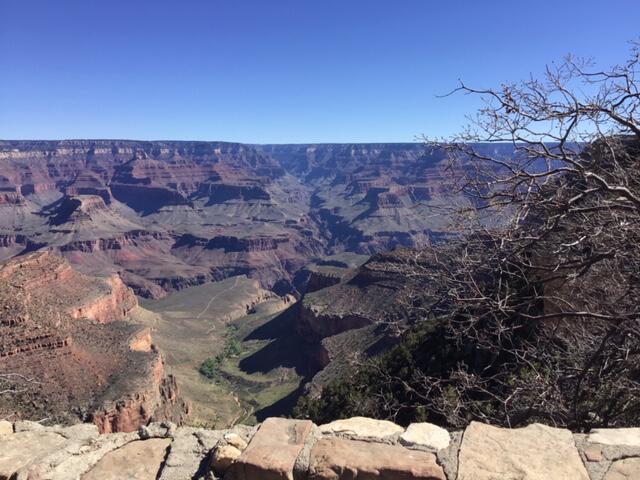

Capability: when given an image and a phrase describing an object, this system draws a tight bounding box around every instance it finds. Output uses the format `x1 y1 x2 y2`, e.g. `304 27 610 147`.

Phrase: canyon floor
140 276 304 428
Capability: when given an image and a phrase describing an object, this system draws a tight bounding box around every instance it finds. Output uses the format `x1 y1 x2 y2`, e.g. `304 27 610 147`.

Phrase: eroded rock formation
0 140 486 298
0 251 188 432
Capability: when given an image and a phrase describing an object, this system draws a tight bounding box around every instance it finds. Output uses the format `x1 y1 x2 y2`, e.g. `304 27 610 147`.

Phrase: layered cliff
0 251 188 432
0 140 489 297
287 248 434 393
0 140 322 298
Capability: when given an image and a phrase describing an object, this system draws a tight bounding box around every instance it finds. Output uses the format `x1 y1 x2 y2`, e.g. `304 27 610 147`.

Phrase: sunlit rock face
0 251 189 432
0 140 322 298
0 140 506 297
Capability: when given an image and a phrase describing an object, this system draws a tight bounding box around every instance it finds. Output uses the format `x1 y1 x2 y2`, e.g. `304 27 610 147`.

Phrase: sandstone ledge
0 417 638 480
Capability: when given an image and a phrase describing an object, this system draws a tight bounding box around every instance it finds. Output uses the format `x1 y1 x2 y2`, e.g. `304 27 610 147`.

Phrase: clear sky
1 0 639 143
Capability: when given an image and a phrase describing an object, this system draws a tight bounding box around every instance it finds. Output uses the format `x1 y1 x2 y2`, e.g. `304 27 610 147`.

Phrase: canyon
0 140 493 298
0 139 510 430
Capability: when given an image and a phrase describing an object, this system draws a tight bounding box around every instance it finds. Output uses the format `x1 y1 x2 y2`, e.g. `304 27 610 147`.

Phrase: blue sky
1 0 638 143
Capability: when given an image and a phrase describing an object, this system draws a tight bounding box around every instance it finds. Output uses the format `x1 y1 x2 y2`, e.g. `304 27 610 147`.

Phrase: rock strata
0 252 189 432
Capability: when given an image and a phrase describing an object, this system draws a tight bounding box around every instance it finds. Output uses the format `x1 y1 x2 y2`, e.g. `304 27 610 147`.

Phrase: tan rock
211 445 242 474
0 420 12 436
604 458 640 480
308 437 445 480
399 423 450 450
319 416 403 441
224 432 248 450
81 438 171 480
457 422 589 480
231 417 313 480
588 428 640 447
160 427 223 480
584 444 604 462
0 431 67 479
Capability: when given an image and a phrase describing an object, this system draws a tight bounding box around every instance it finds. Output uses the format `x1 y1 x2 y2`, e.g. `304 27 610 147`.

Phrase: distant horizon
0 138 533 147
0 137 424 145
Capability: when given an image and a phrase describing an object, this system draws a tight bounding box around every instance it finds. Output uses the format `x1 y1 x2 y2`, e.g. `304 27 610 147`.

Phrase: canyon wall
0 140 488 298
0 251 189 432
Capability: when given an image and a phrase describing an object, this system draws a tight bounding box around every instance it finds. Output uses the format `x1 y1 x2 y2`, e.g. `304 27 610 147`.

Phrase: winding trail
196 277 240 319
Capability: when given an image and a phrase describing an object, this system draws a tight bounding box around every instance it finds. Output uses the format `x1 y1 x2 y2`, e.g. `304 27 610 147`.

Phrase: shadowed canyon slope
0 140 505 298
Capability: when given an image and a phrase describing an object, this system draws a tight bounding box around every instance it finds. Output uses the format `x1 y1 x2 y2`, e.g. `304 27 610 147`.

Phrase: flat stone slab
589 428 640 447
319 416 404 441
604 457 640 480
231 417 313 480
308 437 445 480
81 438 172 480
0 430 68 479
0 421 12 436
457 422 589 480
400 423 450 450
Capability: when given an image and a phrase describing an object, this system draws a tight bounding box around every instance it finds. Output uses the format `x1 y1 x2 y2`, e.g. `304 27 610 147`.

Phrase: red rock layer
0 252 189 431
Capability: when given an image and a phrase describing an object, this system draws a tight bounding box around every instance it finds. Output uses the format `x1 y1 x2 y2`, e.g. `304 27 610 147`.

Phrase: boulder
319 417 403 442
0 430 68 479
81 438 172 480
457 422 589 480
0 420 12 436
308 437 445 480
399 423 450 450
160 427 223 480
211 445 242 474
231 417 313 480
224 432 248 451
589 428 640 447
604 457 640 480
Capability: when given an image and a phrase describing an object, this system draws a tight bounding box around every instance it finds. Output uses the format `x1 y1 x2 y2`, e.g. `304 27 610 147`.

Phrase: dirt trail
196 277 240 319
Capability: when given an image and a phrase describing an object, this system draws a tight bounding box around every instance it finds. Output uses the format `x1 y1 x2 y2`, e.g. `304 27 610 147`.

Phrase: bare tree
408 41 640 429
298 42 640 430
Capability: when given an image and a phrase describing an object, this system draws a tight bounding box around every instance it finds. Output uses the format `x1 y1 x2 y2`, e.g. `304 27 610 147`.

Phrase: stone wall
0 416 638 479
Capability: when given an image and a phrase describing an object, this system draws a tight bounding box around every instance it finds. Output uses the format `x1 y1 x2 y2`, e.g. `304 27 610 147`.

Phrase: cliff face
0 140 491 298
262 143 515 253
92 355 188 434
0 252 189 432
0 140 322 298
290 249 433 392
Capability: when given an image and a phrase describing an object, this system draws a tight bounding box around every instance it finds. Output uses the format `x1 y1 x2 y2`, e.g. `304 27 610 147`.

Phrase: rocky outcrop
290 249 430 393
92 356 188 434
0 140 502 298
0 252 189 432
0 140 322 298
0 416 633 479
69 274 139 324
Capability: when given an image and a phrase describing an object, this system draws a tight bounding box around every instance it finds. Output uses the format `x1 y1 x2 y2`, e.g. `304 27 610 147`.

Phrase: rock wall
0 415 637 480
92 355 188 434
0 252 189 432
